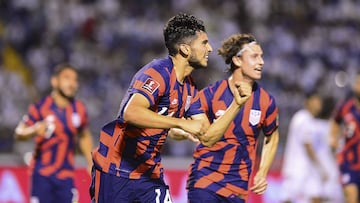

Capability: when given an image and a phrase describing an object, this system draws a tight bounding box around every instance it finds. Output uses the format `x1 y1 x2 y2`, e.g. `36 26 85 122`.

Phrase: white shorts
280 171 323 202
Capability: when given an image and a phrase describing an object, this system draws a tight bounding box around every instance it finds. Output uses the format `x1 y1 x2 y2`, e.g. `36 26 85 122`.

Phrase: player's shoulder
254 82 276 103
73 98 87 108
144 57 173 72
32 95 52 107
202 79 227 91
340 98 355 110
291 109 312 124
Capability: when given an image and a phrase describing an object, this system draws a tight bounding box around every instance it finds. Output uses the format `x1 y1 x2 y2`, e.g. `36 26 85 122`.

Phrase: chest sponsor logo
249 109 261 125
142 78 160 94
215 110 225 117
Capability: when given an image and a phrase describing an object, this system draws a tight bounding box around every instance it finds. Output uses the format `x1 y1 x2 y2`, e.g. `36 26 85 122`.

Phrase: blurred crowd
0 0 360 162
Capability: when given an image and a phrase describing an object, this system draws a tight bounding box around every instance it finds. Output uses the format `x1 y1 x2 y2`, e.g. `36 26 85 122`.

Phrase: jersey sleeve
185 87 205 117
24 103 41 126
76 101 89 130
130 67 167 106
262 95 279 136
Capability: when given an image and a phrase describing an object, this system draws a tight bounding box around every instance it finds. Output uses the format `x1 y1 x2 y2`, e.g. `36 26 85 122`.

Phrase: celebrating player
14 64 94 203
186 34 279 203
90 13 252 203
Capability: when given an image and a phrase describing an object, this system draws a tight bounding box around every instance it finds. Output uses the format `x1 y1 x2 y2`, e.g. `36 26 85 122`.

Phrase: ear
232 56 242 67
179 44 190 56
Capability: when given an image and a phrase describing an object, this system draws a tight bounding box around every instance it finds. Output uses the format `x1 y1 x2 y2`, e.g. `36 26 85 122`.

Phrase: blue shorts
340 165 360 189
188 188 245 203
90 168 173 203
31 171 76 203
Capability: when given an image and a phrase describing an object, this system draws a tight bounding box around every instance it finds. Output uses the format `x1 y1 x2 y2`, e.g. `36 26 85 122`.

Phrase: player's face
188 31 213 69
352 75 360 100
236 44 264 82
309 95 322 116
53 68 79 100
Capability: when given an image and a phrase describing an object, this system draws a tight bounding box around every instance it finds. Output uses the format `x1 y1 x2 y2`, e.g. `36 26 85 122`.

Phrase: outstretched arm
124 93 206 137
14 116 48 140
168 127 200 143
250 128 279 194
191 80 252 147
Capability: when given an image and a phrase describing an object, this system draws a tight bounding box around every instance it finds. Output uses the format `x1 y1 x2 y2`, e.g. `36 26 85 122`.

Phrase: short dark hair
163 13 206 56
218 34 257 73
52 63 78 76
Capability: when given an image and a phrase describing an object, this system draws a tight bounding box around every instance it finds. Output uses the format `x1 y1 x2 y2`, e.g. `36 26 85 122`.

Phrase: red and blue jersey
187 80 279 198
333 98 360 171
24 95 88 180
92 57 203 179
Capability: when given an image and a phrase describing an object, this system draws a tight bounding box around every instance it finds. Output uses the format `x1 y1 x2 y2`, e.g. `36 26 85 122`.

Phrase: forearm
329 120 340 151
15 122 41 140
257 130 279 176
304 143 322 167
124 105 183 129
123 94 183 129
198 100 242 147
168 128 188 140
79 129 94 165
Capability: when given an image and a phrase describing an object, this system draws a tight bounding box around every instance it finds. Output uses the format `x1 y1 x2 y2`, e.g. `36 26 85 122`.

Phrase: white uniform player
281 109 344 203
281 109 323 202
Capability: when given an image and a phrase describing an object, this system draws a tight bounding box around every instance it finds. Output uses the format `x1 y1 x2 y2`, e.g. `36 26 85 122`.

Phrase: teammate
186 34 280 203
330 72 360 203
90 13 252 203
14 64 94 203
281 92 329 203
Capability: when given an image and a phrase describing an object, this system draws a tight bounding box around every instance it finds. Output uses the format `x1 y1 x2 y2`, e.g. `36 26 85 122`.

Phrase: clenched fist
229 78 252 107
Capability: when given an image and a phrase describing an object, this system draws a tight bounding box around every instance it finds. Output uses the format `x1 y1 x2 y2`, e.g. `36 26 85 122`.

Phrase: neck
231 70 254 86
308 108 317 117
51 91 71 108
171 55 194 84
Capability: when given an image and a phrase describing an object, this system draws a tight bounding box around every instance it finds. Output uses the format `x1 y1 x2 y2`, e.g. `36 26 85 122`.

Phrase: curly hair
218 34 257 73
163 13 206 56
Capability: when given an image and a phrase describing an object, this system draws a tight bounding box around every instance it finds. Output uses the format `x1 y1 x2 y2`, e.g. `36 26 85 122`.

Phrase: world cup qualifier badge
142 78 160 94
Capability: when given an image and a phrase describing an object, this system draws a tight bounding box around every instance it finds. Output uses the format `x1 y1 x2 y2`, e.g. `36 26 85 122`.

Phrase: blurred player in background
90 13 252 203
330 72 360 203
14 64 94 203
186 34 280 203
282 92 329 203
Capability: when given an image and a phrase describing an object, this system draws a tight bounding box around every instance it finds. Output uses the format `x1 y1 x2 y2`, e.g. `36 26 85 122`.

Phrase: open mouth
255 67 262 72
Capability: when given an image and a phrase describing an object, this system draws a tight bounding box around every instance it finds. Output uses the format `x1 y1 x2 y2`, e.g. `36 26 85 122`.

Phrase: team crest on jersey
249 109 261 125
142 78 160 94
72 113 81 128
185 96 192 111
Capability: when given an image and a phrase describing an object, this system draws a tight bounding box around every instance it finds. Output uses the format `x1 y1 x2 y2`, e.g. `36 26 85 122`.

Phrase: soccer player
14 64 94 203
90 13 252 203
330 72 360 203
186 34 279 203
281 92 328 203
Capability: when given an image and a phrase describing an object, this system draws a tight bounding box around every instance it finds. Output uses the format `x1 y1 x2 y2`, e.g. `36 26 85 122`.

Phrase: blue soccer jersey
333 98 360 172
92 57 203 179
187 80 279 199
25 95 88 179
